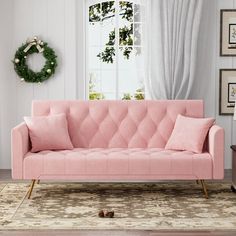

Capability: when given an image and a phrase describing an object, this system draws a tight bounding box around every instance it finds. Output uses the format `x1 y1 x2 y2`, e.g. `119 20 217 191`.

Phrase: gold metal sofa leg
27 179 36 199
200 180 209 199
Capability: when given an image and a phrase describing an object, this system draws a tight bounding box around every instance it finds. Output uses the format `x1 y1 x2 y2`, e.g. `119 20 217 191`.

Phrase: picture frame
219 69 236 115
229 24 236 44
220 9 236 56
228 83 236 103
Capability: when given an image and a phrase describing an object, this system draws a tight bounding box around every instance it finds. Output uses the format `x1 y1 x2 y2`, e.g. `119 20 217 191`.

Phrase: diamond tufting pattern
32 100 204 148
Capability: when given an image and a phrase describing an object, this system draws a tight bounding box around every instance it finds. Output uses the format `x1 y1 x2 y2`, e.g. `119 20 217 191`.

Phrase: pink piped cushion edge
165 114 215 153
24 114 73 152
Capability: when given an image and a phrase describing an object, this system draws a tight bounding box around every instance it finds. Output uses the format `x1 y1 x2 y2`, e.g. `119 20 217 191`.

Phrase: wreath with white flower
13 36 57 83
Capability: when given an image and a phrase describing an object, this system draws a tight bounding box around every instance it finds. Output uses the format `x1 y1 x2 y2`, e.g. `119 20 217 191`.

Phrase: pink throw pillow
165 114 215 153
24 114 73 152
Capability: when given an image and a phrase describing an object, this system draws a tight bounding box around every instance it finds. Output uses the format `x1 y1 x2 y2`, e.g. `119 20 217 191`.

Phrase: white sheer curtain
143 0 203 99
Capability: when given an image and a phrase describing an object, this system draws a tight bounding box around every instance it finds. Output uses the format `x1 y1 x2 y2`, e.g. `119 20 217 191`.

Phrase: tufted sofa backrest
32 100 204 148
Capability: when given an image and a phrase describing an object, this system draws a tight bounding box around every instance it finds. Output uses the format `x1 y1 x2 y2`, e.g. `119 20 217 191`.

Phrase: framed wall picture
219 69 236 115
220 9 236 56
229 24 236 44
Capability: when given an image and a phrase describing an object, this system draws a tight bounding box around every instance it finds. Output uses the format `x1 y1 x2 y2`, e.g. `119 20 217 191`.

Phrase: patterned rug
0 181 236 230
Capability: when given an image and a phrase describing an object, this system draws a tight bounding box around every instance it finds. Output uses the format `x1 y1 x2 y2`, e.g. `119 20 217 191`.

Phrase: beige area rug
0 181 236 230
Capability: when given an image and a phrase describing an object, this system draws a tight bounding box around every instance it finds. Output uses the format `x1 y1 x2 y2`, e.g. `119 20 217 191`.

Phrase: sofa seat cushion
23 148 213 179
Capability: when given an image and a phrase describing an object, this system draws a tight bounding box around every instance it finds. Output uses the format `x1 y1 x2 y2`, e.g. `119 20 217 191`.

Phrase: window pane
89 71 104 100
103 93 116 100
101 1 115 21
119 72 145 100
134 23 141 46
119 46 134 69
101 46 116 70
119 69 138 94
134 85 145 100
119 1 133 22
89 46 101 70
119 23 133 46
101 26 115 46
134 47 144 71
101 2 115 46
118 45 145 100
101 70 116 93
134 4 141 22
89 22 102 47
89 71 101 91
89 3 101 22
97 46 115 64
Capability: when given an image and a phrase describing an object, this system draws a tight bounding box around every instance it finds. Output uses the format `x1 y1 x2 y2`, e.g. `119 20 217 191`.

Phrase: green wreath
13 37 57 83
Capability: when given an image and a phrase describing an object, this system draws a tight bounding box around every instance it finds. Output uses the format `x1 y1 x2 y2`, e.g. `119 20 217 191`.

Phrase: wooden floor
1 230 236 236
0 169 235 236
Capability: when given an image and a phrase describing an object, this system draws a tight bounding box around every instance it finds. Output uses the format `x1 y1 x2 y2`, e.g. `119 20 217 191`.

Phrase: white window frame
85 0 144 100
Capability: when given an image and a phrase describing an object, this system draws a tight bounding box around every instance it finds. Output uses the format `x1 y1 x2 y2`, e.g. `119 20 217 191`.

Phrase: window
87 0 145 100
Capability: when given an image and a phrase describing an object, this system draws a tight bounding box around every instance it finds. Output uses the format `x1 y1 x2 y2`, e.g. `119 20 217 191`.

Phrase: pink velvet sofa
11 100 224 198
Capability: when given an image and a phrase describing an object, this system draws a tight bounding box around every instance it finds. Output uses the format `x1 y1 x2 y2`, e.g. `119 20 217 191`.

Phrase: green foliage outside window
89 1 141 63
134 88 145 100
88 1 144 101
122 93 132 100
121 88 145 100
89 74 144 100
89 76 105 100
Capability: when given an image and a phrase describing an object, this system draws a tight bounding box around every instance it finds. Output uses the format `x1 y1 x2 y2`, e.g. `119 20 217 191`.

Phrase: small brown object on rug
98 210 114 218
98 210 105 218
105 210 114 218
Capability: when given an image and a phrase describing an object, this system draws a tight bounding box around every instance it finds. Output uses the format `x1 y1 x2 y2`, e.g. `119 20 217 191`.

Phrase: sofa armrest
208 125 224 179
11 122 30 179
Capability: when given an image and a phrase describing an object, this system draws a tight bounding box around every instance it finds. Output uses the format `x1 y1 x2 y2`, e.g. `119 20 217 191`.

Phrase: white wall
0 0 85 168
191 0 236 169
0 0 14 169
215 0 235 170
0 0 235 169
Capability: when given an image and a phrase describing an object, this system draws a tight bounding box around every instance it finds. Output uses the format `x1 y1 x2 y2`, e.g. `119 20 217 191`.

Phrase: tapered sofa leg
37 180 40 184
200 180 209 199
27 179 36 199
